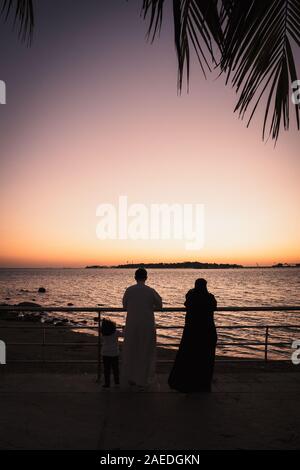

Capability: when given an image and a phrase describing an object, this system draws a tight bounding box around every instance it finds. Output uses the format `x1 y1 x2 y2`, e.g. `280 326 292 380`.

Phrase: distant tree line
86 262 244 269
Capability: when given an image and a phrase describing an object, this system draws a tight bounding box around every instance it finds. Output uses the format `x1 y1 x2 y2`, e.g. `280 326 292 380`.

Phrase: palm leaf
142 0 300 142
142 0 164 41
1 0 34 44
143 0 223 88
220 0 300 141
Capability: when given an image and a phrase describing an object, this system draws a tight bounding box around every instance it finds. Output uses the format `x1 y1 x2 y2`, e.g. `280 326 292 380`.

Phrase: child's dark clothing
102 330 120 387
103 356 119 387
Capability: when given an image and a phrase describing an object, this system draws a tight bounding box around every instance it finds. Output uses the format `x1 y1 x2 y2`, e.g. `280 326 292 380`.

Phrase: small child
101 318 120 388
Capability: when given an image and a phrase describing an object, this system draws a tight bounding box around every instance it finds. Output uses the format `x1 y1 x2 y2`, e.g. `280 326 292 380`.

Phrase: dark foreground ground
0 363 299 450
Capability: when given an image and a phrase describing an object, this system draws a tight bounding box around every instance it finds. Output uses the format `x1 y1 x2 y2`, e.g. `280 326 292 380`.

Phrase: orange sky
0 2 299 267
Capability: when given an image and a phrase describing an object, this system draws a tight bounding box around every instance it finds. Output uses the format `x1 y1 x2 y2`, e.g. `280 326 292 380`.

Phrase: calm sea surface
1 268 300 358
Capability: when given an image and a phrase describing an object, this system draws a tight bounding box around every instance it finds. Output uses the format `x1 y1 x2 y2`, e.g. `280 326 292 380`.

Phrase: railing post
264 326 269 362
42 327 46 365
96 311 101 383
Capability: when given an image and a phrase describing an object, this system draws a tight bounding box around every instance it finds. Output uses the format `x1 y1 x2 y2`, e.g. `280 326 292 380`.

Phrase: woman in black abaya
168 278 217 393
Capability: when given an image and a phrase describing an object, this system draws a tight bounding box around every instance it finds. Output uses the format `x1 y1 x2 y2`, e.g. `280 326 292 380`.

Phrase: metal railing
0 305 300 381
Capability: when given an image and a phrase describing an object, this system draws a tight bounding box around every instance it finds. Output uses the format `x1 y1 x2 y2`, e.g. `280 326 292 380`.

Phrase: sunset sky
0 0 299 267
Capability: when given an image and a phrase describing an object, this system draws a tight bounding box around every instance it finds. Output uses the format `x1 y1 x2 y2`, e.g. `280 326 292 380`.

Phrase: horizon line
1 262 300 269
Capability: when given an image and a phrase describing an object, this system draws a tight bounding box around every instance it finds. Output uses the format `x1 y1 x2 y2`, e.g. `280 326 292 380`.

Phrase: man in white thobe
121 268 162 389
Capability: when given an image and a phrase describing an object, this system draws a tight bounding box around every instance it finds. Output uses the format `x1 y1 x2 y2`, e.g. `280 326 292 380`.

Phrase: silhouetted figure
121 268 162 389
101 318 120 388
168 278 217 393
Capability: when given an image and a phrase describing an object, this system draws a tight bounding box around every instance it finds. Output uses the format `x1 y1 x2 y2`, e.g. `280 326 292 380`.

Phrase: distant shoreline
0 264 299 270
86 262 243 269
85 262 300 270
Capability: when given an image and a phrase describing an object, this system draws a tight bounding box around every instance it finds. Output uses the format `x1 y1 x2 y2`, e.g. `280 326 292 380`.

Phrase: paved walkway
0 367 299 450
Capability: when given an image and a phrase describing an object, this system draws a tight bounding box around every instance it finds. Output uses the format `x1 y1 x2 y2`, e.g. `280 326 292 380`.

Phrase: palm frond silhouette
1 0 34 44
142 0 300 142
